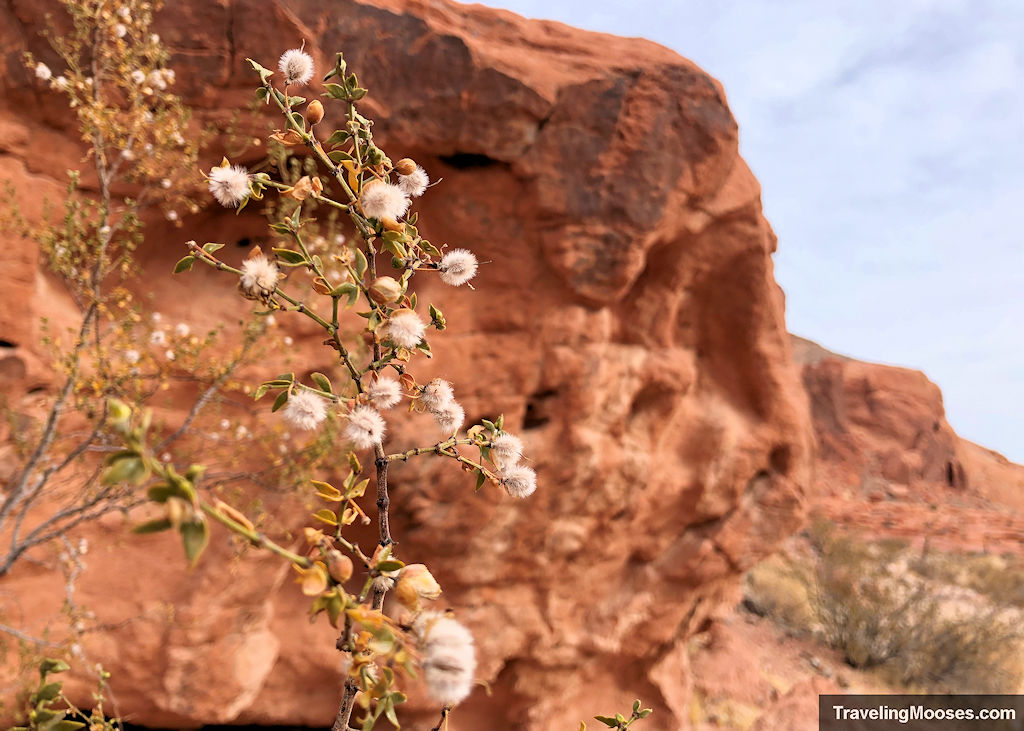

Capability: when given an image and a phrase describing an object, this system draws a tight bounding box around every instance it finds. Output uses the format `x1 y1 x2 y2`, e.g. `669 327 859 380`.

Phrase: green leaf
354 248 368 279
474 469 486 492
132 518 172 534
50 722 86 731
271 390 289 412
39 659 70 677
380 237 407 259
147 484 175 502
269 222 291 235
202 242 225 253
384 700 399 727
593 717 618 728
255 86 269 103
275 372 296 382
330 281 358 298
327 150 354 163
311 372 333 393
247 58 273 83
173 255 195 274
180 520 209 568
273 247 307 265
102 455 148 486
376 559 404 573
324 83 347 99
632 700 641 715
350 87 368 101
288 95 306 106
253 383 270 401
325 129 350 147
33 682 62 703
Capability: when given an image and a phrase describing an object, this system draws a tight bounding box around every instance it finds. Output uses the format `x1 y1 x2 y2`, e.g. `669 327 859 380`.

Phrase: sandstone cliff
795 335 1024 555
2 1 814 728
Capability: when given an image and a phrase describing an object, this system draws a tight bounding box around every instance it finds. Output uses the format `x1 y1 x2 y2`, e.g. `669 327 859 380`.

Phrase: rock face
794 335 1024 554
0 1 813 728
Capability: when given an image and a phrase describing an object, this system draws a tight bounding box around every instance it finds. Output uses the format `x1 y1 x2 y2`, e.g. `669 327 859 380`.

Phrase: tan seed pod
394 157 417 176
326 549 354 583
305 99 324 125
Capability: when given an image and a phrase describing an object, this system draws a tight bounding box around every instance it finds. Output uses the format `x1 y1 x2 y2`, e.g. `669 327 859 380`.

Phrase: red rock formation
0 1 813 728
794 335 1024 554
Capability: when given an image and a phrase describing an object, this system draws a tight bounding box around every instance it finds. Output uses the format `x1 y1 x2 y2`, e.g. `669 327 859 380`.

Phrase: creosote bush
98 44 615 731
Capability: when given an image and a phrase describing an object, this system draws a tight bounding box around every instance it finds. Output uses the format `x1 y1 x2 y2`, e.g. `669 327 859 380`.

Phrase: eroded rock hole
523 388 558 430
440 152 501 169
769 445 791 476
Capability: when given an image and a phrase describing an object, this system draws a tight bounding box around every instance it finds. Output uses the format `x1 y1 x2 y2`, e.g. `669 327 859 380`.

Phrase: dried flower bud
394 563 442 611
326 549 354 584
394 158 417 176
295 562 329 596
270 129 304 147
369 276 403 304
281 175 322 201
305 99 324 125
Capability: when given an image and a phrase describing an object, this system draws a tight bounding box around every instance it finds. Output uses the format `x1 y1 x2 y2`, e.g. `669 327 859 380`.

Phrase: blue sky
462 0 1024 462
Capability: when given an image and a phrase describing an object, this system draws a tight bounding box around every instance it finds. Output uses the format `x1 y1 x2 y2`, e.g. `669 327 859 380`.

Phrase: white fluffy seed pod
414 612 476 706
419 378 454 413
344 405 386 449
282 390 328 431
433 401 465 435
490 432 524 469
368 377 402 410
383 310 426 349
278 48 314 85
359 180 410 221
208 164 251 208
498 464 537 499
239 255 280 301
397 166 429 197
438 249 478 287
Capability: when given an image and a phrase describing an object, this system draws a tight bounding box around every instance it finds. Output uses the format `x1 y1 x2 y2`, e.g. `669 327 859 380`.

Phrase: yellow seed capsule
305 99 325 125
369 276 403 304
394 158 417 176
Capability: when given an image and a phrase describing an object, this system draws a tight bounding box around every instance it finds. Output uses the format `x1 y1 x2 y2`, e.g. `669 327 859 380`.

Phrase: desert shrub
742 554 816 632
812 530 1024 692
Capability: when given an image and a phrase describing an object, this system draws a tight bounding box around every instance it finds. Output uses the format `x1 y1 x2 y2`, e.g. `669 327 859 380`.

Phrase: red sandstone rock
0 1 815 728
